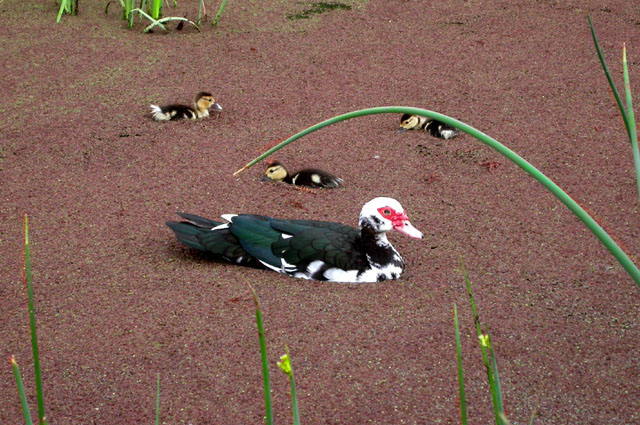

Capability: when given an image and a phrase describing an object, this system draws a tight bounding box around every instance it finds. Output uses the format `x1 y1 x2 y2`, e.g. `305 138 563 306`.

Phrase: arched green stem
234 106 640 286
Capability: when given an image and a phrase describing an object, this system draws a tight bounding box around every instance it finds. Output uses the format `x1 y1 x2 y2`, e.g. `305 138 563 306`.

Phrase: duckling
150 92 222 121
261 161 343 188
398 113 459 139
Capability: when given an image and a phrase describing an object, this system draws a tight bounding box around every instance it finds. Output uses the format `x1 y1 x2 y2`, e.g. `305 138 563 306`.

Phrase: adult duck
166 197 423 283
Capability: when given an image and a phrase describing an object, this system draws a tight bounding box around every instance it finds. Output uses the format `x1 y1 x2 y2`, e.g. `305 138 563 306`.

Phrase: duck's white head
359 197 423 239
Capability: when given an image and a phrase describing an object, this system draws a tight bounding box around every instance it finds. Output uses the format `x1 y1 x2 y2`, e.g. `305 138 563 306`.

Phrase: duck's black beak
396 128 408 134
259 175 270 182
212 103 223 111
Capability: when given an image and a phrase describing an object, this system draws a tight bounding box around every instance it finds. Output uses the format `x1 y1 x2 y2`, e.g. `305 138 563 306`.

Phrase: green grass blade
211 0 228 26
10 357 34 425
622 44 640 201
453 304 468 425
24 216 47 425
587 15 632 142
197 0 203 26
234 106 640 287
155 373 160 425
247 283 274 425
278 346 301 425
487 336 506 424
56 0 67 23
150 0 162 19
461 257 501 424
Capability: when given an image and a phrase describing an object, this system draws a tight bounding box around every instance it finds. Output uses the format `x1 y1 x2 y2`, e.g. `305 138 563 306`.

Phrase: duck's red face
377 206 424 239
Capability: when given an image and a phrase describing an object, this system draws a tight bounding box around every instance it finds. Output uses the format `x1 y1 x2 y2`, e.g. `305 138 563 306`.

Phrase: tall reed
234 106 640 287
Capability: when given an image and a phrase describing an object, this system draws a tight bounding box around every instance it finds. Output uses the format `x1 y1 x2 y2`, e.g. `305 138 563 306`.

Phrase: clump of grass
129 7 200 33
247 281 302 425
56 0 78 23
105 0 198 32
588 16 640 202
287 2 351 21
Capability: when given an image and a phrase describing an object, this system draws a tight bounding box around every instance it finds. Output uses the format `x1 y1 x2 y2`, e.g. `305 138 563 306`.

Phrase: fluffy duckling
398 113 459 139
150 92 222 121
261 161 343 188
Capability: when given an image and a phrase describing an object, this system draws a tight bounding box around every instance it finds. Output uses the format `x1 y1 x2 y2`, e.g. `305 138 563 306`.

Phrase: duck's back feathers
151 104 198 121
289 169 344 188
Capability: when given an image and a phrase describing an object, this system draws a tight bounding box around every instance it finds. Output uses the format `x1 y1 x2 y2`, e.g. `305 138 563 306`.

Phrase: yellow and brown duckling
261 161 344 188
398 113 459 139
150 92 222 121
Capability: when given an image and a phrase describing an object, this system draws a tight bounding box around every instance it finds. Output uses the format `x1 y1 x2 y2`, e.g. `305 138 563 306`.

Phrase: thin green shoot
246 281 274 425
10 357 34 425
461 257 505 424
588 16 639 201
24 215 47 425
622 44 640 201
155 373 160 425
232 106 640 287
56 0 77 23
149 0 162 20
211 0 228 27
197 0 204 26
587 15 632 142
453 304 468 425
277 346 301 425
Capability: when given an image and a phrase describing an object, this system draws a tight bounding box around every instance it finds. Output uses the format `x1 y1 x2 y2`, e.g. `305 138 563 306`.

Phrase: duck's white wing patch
211 223 230 231
221 214 237 222
311 174 322 184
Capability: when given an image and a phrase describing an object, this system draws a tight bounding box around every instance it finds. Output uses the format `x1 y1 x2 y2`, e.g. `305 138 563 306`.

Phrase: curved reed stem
234 106 640 286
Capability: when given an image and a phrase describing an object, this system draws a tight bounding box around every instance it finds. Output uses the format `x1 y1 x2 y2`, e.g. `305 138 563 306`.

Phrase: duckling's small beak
396 128 408 134
212 103 223 111
259 175 270 182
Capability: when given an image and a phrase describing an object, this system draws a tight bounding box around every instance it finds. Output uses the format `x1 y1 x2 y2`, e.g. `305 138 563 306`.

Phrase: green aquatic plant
588 16 639 202
56 0 77 23
247 281 302 425
211 0 228 27
10 216 48 425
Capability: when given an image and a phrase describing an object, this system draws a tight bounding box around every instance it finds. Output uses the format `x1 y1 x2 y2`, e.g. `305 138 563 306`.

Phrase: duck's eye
383 209 391 216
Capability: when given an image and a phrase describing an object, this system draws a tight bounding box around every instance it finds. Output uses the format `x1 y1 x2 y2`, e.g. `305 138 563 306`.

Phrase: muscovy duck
166 197 423 283
261 161 344 188
398 113 459 139
150 91 222 121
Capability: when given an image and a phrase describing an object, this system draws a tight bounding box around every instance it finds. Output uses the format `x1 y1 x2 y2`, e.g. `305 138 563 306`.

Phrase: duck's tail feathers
167 213 224 251
150 104 171 121
166 221 207 251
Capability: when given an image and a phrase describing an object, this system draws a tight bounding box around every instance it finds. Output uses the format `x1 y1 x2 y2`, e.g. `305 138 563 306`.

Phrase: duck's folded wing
228 215 287 269
269 219 363 270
